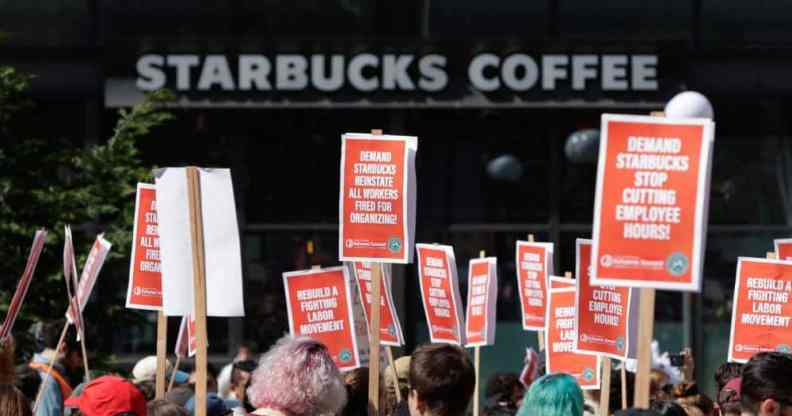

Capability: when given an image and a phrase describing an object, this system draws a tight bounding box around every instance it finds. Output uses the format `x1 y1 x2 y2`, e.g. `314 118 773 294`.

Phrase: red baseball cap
64 375 147 416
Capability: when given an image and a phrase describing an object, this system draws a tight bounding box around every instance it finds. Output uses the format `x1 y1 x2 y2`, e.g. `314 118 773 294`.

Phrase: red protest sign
516 241 553 331
283 266 361 371
592 114 715 291
126 183 162 310
175 314 198 358
63 226 84 339
465 257 497 347
0 229 47 342
67 235 112 324
575 239 639 360
350 262 404 346
774 239 792 261
546 287 601 390
339 133 417 264
416 244 465 345
550 276 576 290
728 258 792 363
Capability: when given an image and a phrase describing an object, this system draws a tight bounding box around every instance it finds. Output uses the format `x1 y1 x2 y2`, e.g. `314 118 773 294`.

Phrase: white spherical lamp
664 91 714 120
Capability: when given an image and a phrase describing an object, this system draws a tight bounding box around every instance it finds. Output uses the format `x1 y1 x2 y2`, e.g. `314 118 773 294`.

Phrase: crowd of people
1 319 791 416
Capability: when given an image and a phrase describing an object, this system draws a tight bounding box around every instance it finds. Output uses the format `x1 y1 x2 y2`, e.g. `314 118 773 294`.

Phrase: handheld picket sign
415 243 466 345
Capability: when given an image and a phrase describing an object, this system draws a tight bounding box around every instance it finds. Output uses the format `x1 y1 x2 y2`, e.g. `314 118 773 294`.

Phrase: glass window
701 1 792 45
558 1 692 41
429 0 549 37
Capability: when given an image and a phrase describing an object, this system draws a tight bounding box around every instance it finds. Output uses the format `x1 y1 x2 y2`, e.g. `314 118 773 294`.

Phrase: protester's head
186 393 238 416
190 363 218 393
64 375 147 416
133 356 189 386
650 400 687 416
610 368 636 413
651 369 671 401
672 383 715 416
134 380 156 402
230 359 256 407
61 337 84 373
235 342 256 362
408 343 475 416
613 408 662 416
741 352 792 416
164 385 195 408
0 385 32 416
32 320 64 353
15 364 41 399
247 335 347 416
484 373 525 407
718 377 743 416
714 362 743 393
148 399 188 416
517 374 584 416
383 356 410 416
341 367 368 416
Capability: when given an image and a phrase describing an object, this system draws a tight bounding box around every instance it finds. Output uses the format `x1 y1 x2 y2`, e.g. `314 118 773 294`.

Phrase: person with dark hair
740 352 792 416
408 343 475 416
613 408 662 416
218 342 256 400
714 363 743 393
650 400 687 416
718 377 743 416
148 399 188 416
672 383 715 416
229 360 257 415
29 321 83 416
483 373 524 416
341 367 368 416
0 384 33 416
134 380 156 402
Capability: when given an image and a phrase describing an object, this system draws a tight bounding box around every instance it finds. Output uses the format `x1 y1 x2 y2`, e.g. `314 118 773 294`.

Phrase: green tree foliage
0 66 173 355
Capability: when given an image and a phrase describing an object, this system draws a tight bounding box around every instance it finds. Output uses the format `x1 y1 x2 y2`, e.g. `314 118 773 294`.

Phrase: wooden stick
368 262 383 416
168 355 182 393
187 166 209 416
32 322 69 413
767 252 777 260
155 310 168 399
473 249 485 416
599 358 612 416
386 346 402 403
621 365 627 409
633 288 656 408
565 271 572 278
79 334 90 383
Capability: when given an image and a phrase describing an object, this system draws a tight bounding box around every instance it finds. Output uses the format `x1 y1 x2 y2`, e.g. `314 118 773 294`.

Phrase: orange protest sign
465 257 497 347
126 183 163 310
728 258 792 362
546 287 601 390
550 276 576 290
339 133 417 264
349 262 404 346
516 241 553 331
283 266 361 371
592 114 715 291
416 244 465 345
774 239 792 261
574 239 639 360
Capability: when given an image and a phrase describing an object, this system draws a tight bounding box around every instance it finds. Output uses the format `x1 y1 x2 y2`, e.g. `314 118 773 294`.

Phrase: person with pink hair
247 335 347 416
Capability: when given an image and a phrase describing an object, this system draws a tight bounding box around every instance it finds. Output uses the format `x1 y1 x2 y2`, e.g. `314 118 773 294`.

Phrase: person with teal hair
517 373 584 416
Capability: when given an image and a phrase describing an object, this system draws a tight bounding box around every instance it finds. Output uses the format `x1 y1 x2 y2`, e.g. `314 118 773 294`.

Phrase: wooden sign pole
621 365 628 409
155 310 168 399
472 250 486 416
386 346 402 403
599 358 612 416
187 166 209 416
633 288 655 408
368 262 383 416
527 234 546 351
367 128 385 416
167 354 182 393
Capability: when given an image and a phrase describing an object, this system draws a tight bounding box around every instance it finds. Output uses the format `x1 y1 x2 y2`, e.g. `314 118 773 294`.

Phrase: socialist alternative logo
387 237 402 253
339 349 353 362
583 367 595 382
666 253 689 277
